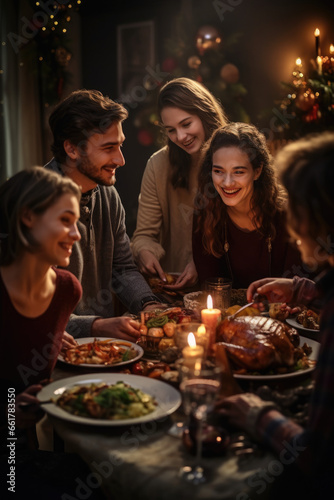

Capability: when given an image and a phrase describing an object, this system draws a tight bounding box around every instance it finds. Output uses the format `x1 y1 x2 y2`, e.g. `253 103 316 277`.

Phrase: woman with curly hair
131 77 228 289
192 122 307 289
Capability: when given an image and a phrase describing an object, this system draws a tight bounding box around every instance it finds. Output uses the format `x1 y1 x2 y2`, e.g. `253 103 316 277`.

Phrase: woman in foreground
0 167 82 435
220 132 334 498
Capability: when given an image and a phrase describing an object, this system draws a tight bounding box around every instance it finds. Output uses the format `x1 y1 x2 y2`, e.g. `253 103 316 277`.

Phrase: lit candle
182 332 204 368
295 57 302 68
317 55 323 75
314 28 320 58
201 295 221 348
330 44 334 55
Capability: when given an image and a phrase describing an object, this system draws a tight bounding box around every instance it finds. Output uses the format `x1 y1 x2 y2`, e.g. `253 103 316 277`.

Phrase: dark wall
79 0 334 236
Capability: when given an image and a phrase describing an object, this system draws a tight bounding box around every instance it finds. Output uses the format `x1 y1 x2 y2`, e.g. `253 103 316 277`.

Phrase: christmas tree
274 29 334 140
133 15 250 148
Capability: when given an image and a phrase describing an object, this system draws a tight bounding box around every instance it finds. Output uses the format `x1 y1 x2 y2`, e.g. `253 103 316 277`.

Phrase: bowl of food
183 291 207 315
138 306 195 359
183 288 249 315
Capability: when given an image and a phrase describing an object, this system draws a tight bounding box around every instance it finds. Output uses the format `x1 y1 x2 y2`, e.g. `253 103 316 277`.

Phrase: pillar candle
201 295 221 348
314 28 320 58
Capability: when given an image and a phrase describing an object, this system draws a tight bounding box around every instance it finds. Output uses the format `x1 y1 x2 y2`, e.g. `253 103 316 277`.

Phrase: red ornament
137 129 154 146
162 57 177 73
220 63 239 84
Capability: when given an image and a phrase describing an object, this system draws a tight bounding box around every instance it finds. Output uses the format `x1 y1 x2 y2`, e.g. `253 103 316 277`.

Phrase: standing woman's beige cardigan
131 147 201 273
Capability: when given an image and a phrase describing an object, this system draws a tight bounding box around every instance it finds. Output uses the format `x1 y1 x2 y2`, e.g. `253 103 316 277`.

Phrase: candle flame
317 56 322 63
314 28 320 37
330 44 334 55
207 294 213 309
187 332 196 348
296 57 302 66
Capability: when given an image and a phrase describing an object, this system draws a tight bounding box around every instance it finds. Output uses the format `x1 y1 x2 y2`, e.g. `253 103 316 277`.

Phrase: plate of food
37 373 182 426
286 317 319 335
58 338 144 368
286 308 320 335
233 336 319 381
215 315 319 381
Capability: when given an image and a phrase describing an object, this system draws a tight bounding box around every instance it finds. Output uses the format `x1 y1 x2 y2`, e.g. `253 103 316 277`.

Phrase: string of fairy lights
1 1 83 106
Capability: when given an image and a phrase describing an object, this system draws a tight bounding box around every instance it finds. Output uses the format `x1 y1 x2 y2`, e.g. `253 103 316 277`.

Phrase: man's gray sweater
46 159 158 337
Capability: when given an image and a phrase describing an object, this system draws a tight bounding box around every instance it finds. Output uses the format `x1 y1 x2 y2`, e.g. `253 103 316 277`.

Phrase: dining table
40 350 315 500
36 288 319 500
44 365 277 500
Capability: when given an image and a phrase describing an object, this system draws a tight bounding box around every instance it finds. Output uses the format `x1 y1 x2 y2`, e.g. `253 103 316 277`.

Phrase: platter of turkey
216 315 318 381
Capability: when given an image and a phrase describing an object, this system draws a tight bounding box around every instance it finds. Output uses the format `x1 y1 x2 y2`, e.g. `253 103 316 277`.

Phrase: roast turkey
216 315 300 372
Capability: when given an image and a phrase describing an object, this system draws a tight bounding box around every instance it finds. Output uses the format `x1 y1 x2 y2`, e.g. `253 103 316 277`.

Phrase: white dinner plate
37 373 182 426
286 317 320 334
58 337 144 368
234 336 319 381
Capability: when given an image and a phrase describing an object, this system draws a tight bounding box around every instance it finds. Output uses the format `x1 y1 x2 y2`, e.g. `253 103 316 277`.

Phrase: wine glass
178 362 222 484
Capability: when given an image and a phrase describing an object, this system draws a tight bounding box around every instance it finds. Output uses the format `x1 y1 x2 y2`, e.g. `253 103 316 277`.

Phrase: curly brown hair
157 77 228 189
194 122 286 257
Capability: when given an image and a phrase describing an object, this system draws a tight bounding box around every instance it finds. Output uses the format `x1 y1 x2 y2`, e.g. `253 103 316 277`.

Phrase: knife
228 293 268 319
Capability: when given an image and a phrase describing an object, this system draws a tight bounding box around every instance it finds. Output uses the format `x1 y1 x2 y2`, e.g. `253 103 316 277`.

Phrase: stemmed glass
178 361 222 484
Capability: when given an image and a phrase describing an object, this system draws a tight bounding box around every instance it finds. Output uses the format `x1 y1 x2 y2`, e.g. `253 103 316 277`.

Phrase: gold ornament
55 46 71 67
187 55 201 69
220 63 239 84
295 87 315 111
195 25 222 56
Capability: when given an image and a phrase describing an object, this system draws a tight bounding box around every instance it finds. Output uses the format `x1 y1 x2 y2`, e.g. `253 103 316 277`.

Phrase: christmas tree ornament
55 46 71 67
322 56 334 75
161 57 177 73
195 25 222 56
295 88 316 111
220 63 239 84
137 129 154 146
187 55 201 69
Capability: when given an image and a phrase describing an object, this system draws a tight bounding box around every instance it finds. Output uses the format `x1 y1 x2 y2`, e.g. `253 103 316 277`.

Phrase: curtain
0 0 43 184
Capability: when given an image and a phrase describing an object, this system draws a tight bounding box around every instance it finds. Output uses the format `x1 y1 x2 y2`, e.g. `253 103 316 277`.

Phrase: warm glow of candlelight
317 55 323 74
197 324 206 335
187 332 196 348
330 44 334 55
207 294 213 309
182 333 204 366
314 28 320 37
296 57 302 66
194 360 202 371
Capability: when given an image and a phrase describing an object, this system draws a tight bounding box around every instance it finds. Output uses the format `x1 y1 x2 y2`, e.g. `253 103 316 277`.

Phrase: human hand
91 316 141 342
15 385 45 429
61 331 78 353
247 278 294 305
137 249 166 282
163 260 198 290
218 393 276 435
